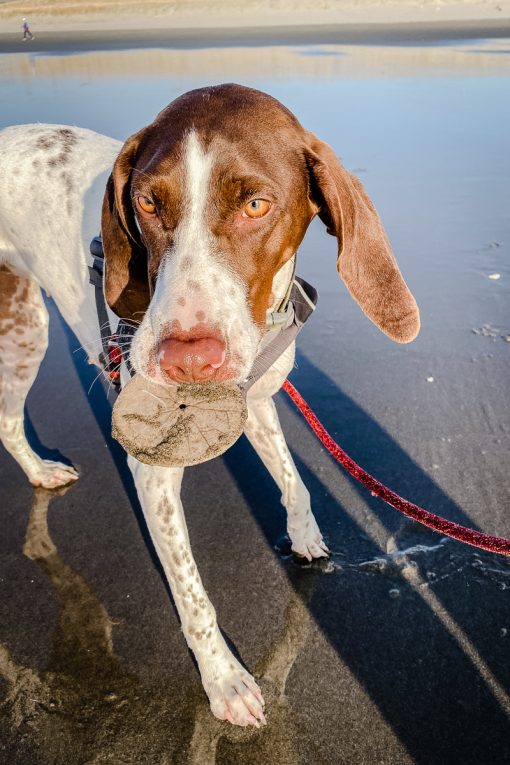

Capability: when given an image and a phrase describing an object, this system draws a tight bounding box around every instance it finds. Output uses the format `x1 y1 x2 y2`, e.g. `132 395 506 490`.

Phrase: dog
0 84 420 727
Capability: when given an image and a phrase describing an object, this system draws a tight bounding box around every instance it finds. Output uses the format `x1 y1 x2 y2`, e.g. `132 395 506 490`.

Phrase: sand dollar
112 375 248 467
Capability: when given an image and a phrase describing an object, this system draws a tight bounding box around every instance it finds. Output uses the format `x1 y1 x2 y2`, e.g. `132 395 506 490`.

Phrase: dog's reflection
0 487 317 764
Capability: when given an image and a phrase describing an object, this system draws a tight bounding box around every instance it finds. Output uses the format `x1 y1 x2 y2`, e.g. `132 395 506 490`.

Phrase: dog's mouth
127 297 262 390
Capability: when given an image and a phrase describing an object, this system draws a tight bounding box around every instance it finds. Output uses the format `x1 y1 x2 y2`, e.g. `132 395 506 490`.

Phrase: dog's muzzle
89 235 317 467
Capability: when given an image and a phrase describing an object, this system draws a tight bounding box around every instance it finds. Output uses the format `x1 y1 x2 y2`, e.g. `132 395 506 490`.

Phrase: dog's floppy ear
101 129 150 320
304 132 420 343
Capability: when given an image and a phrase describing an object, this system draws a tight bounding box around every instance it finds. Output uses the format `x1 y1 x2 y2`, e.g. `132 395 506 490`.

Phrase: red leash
283 379 510 557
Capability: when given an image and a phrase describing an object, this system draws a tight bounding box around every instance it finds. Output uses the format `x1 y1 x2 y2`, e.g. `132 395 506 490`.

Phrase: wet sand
1 18 510 54
0 26 510 765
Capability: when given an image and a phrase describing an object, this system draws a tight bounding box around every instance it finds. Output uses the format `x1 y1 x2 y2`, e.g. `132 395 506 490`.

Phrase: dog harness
88 235 317 396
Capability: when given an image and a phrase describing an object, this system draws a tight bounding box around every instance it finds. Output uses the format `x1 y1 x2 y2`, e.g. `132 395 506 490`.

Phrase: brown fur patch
0 266 23 334
38 128 79 170
101 84 419 339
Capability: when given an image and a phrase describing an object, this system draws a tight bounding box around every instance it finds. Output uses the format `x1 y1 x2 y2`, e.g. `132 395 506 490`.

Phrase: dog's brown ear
101 130 150 320
304 132 420 343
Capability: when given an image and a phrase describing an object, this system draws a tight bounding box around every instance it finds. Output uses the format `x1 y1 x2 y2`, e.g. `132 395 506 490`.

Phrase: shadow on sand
223 351 510 765
4 311 508 764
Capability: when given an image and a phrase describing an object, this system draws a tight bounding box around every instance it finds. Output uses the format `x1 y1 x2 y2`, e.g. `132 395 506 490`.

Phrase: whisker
116 317 142 326
130 168 154 183
144 389 165 404
87 367 109 395
72 337 134 355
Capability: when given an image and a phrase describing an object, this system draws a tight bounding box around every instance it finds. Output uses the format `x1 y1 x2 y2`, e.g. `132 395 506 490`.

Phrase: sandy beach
0 5 509 764
0 1 509 55
0 0 509 33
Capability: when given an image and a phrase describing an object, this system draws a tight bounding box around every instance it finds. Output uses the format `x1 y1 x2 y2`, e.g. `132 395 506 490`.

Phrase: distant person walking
21 18 34 41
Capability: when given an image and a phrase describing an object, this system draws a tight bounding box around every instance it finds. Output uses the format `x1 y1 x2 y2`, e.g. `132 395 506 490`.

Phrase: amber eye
243 199 271 219
137 196 156 215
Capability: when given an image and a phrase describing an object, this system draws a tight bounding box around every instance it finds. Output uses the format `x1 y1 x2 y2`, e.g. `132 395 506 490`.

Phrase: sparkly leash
283 380 510 556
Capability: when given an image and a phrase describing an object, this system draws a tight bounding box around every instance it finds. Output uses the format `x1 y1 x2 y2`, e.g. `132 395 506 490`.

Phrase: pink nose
158 336 226 383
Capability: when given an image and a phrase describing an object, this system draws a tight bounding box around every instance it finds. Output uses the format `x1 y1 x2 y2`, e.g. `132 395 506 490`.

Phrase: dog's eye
137 196 156 215
243 199 271 219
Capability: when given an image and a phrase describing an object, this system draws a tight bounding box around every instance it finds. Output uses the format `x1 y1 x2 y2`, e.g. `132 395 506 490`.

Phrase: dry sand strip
1 18 510 54
1 0 510 29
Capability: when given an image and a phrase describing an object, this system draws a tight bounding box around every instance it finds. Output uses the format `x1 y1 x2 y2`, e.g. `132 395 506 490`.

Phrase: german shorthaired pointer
0 84 419 726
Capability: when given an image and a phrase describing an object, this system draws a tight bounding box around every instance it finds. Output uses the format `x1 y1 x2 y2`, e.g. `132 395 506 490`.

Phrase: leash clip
106 337 122 383
98 336 122 385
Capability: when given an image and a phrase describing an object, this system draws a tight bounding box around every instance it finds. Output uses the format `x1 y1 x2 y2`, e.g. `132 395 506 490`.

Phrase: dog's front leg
244 395 329 561
128 457 266 727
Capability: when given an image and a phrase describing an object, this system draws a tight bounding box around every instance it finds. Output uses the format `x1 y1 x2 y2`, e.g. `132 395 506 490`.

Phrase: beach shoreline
1 18 509 55
1 1 509 54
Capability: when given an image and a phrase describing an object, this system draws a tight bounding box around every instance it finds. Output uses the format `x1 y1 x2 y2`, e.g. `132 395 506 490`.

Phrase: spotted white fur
0 122 328 728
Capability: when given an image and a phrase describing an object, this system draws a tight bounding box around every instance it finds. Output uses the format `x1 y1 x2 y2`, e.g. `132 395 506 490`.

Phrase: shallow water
1 39 510 133
1 38 508 522
1 38 510 765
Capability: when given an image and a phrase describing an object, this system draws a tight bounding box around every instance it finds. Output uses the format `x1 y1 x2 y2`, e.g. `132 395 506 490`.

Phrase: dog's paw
204 659 266 727
289 512 329 562
29 459 79 489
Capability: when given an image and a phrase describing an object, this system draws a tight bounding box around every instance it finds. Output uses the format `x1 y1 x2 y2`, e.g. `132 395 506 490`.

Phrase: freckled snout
158 334 227 383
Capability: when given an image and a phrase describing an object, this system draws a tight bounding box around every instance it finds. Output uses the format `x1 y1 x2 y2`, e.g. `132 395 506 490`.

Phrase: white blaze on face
130 130 261 384
182 130 213 250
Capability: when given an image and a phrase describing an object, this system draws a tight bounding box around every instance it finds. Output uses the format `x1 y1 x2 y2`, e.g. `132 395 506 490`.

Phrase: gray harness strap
239 276 317 393
89 236 317 396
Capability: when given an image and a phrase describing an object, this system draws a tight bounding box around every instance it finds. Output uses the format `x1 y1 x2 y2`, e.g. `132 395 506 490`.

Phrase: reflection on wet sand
0 486 317 764
1 39 509 84
188 572 316 765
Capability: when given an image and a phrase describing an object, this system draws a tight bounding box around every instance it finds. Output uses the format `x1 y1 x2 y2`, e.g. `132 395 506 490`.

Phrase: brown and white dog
0 84 419 726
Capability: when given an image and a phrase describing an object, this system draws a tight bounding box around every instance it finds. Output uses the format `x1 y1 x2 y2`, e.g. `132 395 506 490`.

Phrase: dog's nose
158 336 226 383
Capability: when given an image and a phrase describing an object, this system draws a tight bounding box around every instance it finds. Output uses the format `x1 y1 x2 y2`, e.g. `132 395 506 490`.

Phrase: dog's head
102 84 419 385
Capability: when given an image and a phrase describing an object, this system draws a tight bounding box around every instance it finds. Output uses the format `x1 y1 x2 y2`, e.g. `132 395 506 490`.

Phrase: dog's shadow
57 313 510 765
223 352 510 765
0 486 323 765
